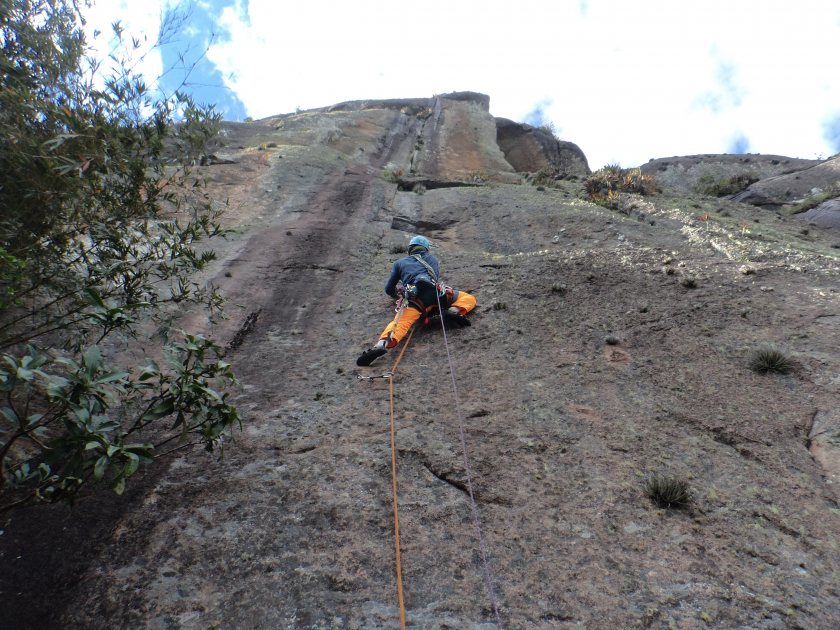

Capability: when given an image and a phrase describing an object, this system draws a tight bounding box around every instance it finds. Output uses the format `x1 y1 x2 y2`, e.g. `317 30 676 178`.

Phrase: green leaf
25 414 44 426
83 346 102 376
111 476 126 495
142 399 174 420
92 370 130 385
94 455 109 481
82 287 107 310
124 454 139 476
179 413 190 444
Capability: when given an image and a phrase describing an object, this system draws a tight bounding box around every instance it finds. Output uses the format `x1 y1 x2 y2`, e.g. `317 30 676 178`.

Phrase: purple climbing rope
435 290 505 629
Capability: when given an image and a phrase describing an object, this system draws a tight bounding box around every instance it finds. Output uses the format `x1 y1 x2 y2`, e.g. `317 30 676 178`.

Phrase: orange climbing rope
388 324 415 630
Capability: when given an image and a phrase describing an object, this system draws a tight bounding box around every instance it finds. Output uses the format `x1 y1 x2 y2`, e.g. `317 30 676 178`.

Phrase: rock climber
356 235 476 366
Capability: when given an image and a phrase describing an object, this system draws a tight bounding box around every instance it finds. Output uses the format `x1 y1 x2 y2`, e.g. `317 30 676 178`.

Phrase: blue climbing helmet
408 235 430 252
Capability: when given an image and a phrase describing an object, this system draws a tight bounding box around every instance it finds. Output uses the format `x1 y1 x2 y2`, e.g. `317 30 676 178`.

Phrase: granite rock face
495 118 591 178
3 94 840 630
745 155 840 204
412 93 517 182
640 154 821 196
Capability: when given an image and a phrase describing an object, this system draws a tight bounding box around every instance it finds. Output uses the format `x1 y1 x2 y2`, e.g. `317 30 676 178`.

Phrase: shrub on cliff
584 165 658 204
0 0 242 512
786 181 840 215
694 173 759 197
538 120 559 141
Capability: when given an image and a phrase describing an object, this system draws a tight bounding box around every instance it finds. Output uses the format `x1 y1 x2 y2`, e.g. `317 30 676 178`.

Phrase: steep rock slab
414 92 518 182
641 154 820 195
5 94 840 630
800 199 840 229
744 155 840 204
495 118 591 177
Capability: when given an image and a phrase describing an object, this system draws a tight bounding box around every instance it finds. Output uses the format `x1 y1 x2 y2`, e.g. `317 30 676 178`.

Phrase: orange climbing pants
379 291 476 348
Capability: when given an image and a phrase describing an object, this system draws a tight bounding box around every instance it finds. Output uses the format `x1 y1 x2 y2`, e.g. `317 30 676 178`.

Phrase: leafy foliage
584 165 659 205
786 180 840 215
0 0 242 512
538 120 559 140
694 173 759 197
382 169 404 183
465 170 491 185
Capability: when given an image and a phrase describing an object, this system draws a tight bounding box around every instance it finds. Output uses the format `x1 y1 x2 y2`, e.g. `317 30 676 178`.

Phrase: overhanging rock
495 118 591 178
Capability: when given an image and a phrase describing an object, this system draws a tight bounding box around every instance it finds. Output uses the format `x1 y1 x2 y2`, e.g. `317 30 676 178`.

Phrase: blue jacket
384 253 439 298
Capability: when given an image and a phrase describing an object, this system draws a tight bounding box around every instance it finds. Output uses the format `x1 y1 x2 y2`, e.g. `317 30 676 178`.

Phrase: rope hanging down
387 324 416 630
435 290 505 629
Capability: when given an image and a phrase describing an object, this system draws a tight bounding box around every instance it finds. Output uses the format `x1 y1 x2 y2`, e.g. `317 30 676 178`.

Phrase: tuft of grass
644 474 691 508
694 173 759 197
493 301 507 311
749 343 793 374
532 168 552 186
390 243 408 254
786 181 840 215
662 266 676 275
551 282 567 293
382 169 404 183
465 171 490 185
413 184 426 195
680 274 697 288
537 119 559 140
604 335 620 345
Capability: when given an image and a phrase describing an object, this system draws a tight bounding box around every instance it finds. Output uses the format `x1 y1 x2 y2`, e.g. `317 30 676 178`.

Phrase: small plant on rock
584 165 659 203
604 335 620 345
493 301 507 311
749 344 793 374
680 274 697 288
413 184 426 195
551 282 567 294
390 243 408 254
786 181 840 215
644 474 691 508
532 169 552 186
465 171 490 185
538 119 559 140
694 173 759 197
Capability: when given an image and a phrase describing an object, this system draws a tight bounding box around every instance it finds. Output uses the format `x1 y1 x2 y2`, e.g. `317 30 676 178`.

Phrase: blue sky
84 0 840 169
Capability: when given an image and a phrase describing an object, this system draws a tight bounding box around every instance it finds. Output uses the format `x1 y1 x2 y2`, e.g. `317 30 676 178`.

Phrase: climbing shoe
356 346 388 367
444 310 471 327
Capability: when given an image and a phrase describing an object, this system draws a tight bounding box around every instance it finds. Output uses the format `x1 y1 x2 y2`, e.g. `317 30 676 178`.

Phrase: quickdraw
357 372 393 381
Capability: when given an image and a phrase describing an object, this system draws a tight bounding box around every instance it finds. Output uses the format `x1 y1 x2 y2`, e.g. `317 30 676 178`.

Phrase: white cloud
87 0 840 168
82 0 168 92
